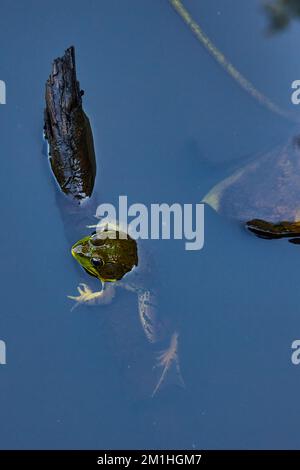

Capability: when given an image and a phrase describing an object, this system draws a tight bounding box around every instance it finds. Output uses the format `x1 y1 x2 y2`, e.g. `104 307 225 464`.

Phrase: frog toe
152 332 185 397
77 283 92 295
67 282 116 309
67 283 96 310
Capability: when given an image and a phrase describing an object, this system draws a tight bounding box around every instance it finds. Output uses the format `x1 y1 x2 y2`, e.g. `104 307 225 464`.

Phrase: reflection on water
1 0 300 450
170 0 297 122
203 135 300 223
264 0 300 33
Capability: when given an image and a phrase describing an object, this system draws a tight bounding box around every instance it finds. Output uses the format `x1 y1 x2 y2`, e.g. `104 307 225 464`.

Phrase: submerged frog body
68 223 184 396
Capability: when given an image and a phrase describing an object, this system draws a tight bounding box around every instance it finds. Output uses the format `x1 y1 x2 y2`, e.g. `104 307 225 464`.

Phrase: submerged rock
203 136 300 239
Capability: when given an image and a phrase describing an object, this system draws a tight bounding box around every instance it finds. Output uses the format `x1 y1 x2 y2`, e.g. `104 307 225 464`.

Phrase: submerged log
246 219 300 240
44 46 96 202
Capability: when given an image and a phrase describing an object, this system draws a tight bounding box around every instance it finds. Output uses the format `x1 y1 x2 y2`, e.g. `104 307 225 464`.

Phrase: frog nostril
91 257 103 267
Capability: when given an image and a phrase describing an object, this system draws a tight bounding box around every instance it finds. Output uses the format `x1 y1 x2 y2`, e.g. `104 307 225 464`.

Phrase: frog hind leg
119 285 162 343
152 331 185 397
67 281 116 310
137 290 161 344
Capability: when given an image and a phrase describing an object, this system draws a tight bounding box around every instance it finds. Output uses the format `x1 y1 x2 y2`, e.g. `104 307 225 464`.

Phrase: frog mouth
71 246 80 258
71 244 86 258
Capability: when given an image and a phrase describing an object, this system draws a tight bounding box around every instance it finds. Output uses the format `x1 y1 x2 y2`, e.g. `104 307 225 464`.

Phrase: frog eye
91 257 103 267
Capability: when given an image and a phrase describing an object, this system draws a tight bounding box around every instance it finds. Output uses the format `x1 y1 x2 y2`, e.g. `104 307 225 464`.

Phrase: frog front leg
68 281 116 310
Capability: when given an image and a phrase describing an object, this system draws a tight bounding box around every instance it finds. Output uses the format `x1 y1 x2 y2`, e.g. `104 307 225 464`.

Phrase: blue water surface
0 0 300 449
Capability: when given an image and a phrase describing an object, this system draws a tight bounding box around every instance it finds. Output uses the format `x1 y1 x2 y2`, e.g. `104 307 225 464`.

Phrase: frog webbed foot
152 331 185 397
67 282 116 310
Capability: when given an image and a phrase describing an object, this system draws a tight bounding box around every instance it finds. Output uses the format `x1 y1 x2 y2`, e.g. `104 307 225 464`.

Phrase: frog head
71 229 138 282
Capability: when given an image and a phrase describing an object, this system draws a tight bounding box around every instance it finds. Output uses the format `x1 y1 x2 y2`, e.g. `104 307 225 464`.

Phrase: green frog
44 47 184 397
68 222 184 397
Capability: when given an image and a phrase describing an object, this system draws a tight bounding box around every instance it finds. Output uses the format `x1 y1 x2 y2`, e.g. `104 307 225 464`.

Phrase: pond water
0 0 300 449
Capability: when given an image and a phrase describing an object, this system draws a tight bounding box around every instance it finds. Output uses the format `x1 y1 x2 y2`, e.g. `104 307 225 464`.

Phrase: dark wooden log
247 219 300 239
44 46 96 202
